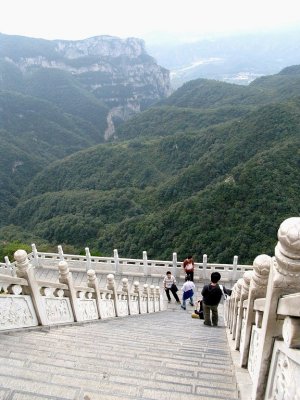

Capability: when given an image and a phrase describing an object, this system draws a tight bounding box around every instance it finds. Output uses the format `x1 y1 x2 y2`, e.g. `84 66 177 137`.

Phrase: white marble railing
0 250 164 332
224 217 300 400
0 256 15 276
18 244 253 281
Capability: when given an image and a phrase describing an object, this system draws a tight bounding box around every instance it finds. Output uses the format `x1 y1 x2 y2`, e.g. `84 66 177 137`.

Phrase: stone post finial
122 278 129 292
58 260 70 280
150 285 155 295
242 271 253 295
143 284 149 295
107 274 115 290
87 269 96 284
274 217 300 282
252 254 272 287
234 278 243 297
14 250 31 277
133 281 139 293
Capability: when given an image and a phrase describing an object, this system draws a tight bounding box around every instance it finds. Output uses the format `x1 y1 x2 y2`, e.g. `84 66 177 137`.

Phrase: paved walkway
0 304 239 400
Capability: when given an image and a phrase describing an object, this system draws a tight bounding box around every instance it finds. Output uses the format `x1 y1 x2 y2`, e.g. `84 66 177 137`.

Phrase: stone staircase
0 306 239 400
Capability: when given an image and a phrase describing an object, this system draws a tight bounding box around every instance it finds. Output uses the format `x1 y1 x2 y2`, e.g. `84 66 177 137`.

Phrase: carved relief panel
117 295 129 317
265 343 300 400
140 297 148 314
99 295 115 319
248 326 262 381
0 295 38 330
130 296 139 315
77 291 98 321
41 287 74 324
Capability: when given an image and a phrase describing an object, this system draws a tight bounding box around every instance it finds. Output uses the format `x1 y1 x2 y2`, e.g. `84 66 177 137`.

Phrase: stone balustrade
0 250 164 332
224 217 300 400
17 245 253 281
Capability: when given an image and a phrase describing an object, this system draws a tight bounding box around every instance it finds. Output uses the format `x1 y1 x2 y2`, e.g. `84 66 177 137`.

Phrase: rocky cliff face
1 34 171 138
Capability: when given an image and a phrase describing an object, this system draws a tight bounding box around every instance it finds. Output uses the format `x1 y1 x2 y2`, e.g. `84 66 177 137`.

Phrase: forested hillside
0 33 170 230
2 66 299 264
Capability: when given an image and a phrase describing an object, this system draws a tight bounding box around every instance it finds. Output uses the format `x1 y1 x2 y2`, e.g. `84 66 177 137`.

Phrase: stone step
0 309 239 400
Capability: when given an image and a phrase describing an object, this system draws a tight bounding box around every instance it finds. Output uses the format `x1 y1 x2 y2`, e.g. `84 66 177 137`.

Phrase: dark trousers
203 303 219 326
165 287 180 302
185 270 194 281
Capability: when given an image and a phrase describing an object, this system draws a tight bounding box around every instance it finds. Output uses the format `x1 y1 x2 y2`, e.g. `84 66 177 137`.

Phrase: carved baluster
155 286 161 311
235 271 253 350
107 274 118 317
122 278 130 315
14 250 48 325
240 254 271 367
252 217 300 400
227 284 236 330
150 285 155 312
143 284 149 313
87 269 102 319
231 279 243 339
133 281 141 314
58 260 81 322
282 316 300 348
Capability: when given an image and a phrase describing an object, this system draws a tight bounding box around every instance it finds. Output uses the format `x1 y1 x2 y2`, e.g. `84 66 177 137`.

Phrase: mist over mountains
145 27 300 87
0 32 299 263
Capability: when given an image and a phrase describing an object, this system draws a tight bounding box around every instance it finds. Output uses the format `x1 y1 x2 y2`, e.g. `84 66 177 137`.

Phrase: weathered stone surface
0 308 239 399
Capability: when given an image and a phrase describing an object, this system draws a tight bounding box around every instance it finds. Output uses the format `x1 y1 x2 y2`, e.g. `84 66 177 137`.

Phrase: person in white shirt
163 271 180 304
181 276 195 310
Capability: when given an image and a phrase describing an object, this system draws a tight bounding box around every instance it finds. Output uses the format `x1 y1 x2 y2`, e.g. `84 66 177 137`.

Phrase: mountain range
0 33 299 264
145 27 300 87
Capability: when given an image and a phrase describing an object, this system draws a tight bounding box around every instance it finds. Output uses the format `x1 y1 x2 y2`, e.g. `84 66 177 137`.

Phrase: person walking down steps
181 276 195 310
163 271 181 304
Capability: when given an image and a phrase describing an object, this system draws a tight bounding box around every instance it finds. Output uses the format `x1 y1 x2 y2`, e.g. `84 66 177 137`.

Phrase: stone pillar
58 260 80 322
14 250 48 325
231 278 243 339
114 249 119 274
87 269 102 319
58 245 64 261
227 284 237 330
31 243 39 267
122 278 130 314
85 247 92 271
133 281 141 313
172 252 177 277
143 284 149 313
235 271 253 350
202 254 207 280
150 285 155 311
232 255 238 281
107 274 119 317
143 251 148 276
251 217 300 400
156 286 161 311
240 254 271 367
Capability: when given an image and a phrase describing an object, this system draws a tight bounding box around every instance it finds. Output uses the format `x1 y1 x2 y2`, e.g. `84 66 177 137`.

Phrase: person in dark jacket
201 272 231 326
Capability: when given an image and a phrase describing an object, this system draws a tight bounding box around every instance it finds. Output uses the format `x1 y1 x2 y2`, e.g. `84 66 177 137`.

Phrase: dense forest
1 64 300 263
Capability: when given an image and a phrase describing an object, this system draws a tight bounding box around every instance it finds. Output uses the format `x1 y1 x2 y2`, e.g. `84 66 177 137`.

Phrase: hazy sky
1 0 300 42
